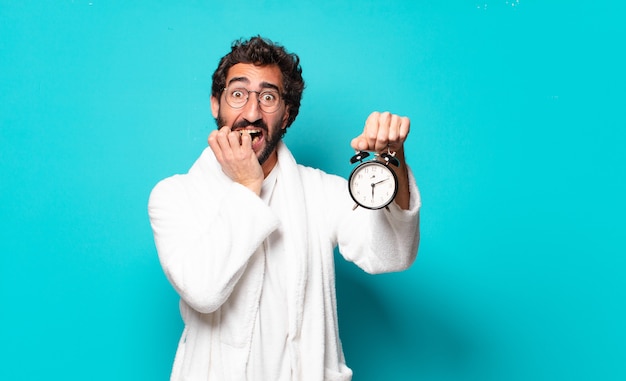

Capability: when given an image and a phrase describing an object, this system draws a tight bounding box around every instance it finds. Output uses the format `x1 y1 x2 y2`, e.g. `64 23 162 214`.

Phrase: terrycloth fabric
148 142 421 381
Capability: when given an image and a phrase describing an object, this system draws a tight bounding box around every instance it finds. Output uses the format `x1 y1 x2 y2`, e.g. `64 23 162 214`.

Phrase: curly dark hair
211 36 305 129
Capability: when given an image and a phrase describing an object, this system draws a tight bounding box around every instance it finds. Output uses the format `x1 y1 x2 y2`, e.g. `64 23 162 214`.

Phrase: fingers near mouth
236 129 263 146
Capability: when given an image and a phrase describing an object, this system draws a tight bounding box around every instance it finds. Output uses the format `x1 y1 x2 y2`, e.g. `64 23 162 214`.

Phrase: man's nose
241 92 263 121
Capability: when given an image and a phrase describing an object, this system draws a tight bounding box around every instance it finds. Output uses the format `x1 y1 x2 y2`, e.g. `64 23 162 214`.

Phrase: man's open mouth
237 129 263 144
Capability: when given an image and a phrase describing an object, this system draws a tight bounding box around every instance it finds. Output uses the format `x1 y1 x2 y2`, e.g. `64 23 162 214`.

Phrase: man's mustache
232 119 267 130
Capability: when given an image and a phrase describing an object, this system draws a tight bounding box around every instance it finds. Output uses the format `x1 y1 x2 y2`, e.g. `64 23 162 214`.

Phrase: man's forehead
226 63 283 89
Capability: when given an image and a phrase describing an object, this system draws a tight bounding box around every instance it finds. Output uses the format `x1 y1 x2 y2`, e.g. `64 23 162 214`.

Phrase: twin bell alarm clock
348 148 400 210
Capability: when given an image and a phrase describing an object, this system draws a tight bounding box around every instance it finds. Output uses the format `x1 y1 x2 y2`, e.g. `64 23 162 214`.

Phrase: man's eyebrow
259 82 281 92
226 77 281 92
226 77 250 87
227 77 250 85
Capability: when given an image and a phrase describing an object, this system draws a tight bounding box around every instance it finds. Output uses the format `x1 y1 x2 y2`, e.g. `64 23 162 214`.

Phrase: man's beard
215 113 284 166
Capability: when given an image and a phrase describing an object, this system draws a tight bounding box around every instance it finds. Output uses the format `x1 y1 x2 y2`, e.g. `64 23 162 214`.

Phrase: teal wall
1 1 624 380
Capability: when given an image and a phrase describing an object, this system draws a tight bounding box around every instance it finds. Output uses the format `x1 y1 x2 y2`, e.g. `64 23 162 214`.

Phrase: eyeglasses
222 87 283 113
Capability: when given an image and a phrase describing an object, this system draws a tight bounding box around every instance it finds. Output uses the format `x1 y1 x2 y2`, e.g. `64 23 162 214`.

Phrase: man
148 36 421 381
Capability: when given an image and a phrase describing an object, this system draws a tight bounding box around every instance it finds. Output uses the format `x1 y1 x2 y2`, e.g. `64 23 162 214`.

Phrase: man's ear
281 107 290 130
210 96 219 119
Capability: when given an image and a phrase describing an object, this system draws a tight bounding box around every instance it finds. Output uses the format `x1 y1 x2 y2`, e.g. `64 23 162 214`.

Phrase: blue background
1 1 624 380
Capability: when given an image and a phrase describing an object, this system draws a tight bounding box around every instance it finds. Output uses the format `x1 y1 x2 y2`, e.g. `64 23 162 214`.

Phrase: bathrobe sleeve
148 151 280 314
332 165 421 274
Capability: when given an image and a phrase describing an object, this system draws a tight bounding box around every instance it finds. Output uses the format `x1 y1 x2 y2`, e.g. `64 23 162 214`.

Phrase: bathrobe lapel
276 142 310 377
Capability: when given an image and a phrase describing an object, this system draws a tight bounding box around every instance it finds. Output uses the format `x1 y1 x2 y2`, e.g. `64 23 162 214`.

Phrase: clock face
348 161 398 209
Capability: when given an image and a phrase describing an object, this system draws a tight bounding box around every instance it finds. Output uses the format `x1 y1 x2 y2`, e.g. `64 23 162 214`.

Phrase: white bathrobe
148 142 420 381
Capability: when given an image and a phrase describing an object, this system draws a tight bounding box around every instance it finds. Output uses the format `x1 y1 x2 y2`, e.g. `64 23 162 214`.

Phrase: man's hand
350 111 410 154
208 126 264 195
350 112 412 210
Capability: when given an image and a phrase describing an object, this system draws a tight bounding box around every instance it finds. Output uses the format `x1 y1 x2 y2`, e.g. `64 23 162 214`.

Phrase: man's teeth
238 129 261 135
238 130 262 141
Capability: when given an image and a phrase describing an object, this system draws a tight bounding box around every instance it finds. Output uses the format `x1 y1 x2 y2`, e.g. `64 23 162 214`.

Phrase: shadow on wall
335 253 484 380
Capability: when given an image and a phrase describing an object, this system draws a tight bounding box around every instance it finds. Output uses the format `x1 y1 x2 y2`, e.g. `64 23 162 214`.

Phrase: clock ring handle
350 150 370 164
380 147 400 167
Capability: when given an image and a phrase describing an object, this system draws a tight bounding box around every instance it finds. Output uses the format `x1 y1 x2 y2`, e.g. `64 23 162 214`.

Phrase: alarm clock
348 149 400 210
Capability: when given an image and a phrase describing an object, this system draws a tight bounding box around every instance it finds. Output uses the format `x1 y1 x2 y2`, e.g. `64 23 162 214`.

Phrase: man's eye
261 92 277 102
231 90 245 98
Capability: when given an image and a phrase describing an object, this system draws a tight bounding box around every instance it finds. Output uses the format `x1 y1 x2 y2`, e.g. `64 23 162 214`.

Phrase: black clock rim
348 161 399 210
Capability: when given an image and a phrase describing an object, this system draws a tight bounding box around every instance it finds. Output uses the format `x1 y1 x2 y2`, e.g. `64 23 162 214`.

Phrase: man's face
211 63 289 172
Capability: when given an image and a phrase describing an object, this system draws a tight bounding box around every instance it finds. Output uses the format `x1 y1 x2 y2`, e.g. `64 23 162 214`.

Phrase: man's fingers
351 112 411 153
239 131 253 150
208 130 224 161
209 126 257 163
351 136 369 151
375 113 391 151
226 130 241 154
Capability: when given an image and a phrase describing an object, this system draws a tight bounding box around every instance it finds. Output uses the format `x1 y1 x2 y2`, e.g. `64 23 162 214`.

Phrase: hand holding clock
350 111 410 154
349 112 411 210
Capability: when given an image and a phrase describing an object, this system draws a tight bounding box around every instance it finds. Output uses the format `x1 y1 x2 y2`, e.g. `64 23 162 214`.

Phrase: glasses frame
222 86 284 114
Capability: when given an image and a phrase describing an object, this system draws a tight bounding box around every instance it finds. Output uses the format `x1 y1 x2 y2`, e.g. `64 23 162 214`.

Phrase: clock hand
371 177 390 200
372 177 390 186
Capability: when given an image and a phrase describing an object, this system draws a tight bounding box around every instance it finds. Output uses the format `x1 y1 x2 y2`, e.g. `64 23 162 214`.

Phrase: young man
148 36 421 381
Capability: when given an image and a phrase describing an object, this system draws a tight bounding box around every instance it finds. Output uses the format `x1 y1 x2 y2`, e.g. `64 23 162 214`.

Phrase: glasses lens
258 90 280 111
224 87 281 112
226 88 248 107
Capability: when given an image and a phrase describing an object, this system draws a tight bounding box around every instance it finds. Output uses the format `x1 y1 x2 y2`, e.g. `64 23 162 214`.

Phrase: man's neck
261 151 279 178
